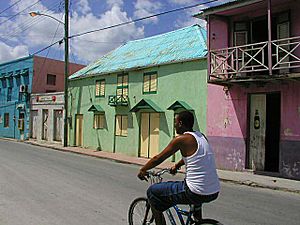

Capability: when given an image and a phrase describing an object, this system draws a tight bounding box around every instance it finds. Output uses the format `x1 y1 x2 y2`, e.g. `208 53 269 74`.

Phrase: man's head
175 111 194 134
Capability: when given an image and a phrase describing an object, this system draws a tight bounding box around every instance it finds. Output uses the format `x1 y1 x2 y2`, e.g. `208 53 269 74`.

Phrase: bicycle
128 168 222 225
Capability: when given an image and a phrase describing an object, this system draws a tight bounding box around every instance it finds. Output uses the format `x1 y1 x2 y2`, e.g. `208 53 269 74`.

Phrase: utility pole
63 0 69 147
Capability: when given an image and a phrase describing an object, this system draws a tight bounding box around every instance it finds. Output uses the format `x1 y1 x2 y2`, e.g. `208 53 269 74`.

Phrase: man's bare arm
139 137 181 174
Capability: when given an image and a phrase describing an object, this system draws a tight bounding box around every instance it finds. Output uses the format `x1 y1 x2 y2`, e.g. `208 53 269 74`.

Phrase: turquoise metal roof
69 25 207 80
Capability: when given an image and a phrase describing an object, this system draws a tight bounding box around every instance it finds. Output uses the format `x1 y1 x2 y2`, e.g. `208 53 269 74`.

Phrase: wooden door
75 114 83 146
140 113 159 158
249 94 266 171
140 113 150 157
53 110 63 141
30 110 38 139
149 113 160 157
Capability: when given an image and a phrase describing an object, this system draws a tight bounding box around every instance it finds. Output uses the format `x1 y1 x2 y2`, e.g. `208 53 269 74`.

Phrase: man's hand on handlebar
170 164 180 175
137 169 148 181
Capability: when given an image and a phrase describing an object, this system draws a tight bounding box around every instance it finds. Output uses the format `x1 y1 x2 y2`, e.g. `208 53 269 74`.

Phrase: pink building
32 56 85 93
197 0 300 180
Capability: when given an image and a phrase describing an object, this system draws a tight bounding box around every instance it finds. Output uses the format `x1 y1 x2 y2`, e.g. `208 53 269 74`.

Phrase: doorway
53 110 63 141
140 113 160 158
248 93 280 172
42 109 49 140
30 110 38 139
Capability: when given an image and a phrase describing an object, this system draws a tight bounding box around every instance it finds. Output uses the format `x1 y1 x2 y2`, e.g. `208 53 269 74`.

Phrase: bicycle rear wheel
128 197 154 225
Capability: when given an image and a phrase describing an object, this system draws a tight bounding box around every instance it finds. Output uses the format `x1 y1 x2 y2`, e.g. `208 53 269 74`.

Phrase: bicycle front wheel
128 197 154 225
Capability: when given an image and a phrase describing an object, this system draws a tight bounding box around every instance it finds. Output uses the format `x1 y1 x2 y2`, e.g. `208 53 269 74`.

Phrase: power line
32 0 218 55
0 0 22 15
70 0 218 39
3 1 64 40
0 0 41 27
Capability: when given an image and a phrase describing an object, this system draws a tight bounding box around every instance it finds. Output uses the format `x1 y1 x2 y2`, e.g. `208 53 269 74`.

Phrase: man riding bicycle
138 111 220 225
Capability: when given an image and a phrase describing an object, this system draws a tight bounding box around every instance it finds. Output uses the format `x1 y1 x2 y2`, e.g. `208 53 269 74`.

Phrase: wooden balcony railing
108 95 129 106
209 36 300 80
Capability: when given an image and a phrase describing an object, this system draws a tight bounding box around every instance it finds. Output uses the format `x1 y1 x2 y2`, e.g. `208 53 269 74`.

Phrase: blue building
0 56 33 140
0 56 84 141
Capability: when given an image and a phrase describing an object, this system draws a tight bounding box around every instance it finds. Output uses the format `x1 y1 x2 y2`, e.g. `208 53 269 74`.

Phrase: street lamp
30 0 69 147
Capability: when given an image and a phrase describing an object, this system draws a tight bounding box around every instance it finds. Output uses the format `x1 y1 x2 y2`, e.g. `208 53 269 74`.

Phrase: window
4 113 9 127
115 115 128 136
47 74 56 85
94 114 105 129
95 79 105 97
143 72 157 94
46 90 56 93
117 74 128 97
7 87 12 101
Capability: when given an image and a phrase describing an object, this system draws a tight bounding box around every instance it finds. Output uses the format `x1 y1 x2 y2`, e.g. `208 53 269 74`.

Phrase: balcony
209 36 300 83
108 95 129 106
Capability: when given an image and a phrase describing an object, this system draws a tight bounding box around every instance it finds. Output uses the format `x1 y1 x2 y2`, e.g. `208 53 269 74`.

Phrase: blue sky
0 0 230 65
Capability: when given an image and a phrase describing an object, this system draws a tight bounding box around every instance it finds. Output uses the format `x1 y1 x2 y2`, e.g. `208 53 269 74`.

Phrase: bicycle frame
145 169 196 225
165 205 193 225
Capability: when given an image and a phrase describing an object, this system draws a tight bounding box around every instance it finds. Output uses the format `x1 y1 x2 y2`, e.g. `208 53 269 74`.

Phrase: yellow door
149 113 160 158
140 113 160 158
75 114 83 146
140 113 149 157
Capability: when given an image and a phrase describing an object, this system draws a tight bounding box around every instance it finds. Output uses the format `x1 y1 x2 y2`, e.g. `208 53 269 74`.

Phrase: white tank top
182 131 220 195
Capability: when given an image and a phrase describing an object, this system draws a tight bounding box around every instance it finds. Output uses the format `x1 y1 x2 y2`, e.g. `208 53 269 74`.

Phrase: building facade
0 56 84 140
68 25 208 162
198 0 300 179
30 92 64 142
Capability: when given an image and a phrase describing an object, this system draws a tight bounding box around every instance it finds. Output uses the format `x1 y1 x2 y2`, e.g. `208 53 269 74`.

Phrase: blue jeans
147 181 218 212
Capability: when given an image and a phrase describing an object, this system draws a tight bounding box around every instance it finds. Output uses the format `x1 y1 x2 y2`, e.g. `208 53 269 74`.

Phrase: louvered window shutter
95 81 100 96
150 74 157 92
144 75 150 93
100 80 105 96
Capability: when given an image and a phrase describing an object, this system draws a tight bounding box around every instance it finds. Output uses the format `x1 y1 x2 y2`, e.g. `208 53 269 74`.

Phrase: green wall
68 59 207 162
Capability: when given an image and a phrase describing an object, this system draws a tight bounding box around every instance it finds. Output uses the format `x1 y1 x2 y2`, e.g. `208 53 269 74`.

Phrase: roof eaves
194 0 262 18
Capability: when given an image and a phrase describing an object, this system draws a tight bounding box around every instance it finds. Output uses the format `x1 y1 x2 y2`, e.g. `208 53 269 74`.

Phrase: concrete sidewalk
4 138 300 194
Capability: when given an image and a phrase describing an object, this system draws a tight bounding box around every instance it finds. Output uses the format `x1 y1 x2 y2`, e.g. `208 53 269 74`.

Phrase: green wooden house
68 25 208 161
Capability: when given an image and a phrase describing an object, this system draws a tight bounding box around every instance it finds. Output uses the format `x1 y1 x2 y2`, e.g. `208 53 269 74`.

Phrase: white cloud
0 42 29 63
168 0 198 5
0 0 145 64
133 0 163 24
107 0 124 7
76 0 91 14
71 4 144 63
174 7 206 29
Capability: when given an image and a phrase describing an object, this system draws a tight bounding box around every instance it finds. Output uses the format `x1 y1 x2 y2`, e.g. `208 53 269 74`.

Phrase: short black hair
177 111 194 129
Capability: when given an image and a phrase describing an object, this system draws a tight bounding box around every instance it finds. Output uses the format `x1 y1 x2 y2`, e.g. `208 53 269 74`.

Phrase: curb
2 138 299 194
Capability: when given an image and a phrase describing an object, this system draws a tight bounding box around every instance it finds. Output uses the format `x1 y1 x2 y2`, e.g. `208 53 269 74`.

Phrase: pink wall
32 56 85 93
207 84 247 138
207 82 300 141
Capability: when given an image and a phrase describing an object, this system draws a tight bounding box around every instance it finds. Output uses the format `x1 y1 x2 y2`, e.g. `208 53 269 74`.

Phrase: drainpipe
267 0 273 75
207 15 211 82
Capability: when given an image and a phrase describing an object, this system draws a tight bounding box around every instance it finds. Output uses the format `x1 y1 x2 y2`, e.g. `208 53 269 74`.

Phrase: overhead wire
0 0 22 15
32 0 218 56
0 0 42 27
2 0 64 40
69 0 218 39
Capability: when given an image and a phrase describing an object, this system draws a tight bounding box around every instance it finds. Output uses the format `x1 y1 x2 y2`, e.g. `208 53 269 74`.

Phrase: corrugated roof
69 25 207 80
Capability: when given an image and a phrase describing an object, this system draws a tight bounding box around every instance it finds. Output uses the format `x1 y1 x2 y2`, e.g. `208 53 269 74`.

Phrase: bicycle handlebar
146 168 171 178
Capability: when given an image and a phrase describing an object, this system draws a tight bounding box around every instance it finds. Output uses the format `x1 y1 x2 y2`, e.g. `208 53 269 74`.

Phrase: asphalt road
0 140 299 225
